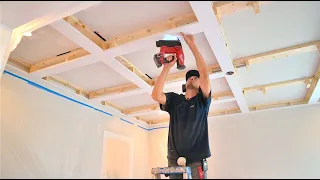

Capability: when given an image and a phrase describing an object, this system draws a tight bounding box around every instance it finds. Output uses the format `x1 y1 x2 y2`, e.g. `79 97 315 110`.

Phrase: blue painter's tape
93 108 113 116
120 118 134 125
137 125 150 131
148 126 169 131
3 70 113 117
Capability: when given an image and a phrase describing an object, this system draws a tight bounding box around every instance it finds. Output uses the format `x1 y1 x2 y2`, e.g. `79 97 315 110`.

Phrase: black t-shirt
160 89 211 163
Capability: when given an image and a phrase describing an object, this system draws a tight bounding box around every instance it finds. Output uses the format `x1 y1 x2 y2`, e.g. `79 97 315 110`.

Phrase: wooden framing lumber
124 104 160 115
249 98 308 111
7 58 31 72
102 101 125 113
63 15 106 50
103 13 198 50
89 83 139 99
306 61 320 104
29 48 90 73
212 1 269 24
43 76 89 98
243 77 315 94
33 12 199 76
233 41 320 68
114 56 153 85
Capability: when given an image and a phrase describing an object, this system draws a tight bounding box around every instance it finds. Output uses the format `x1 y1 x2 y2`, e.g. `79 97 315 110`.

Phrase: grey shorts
167 159 208 179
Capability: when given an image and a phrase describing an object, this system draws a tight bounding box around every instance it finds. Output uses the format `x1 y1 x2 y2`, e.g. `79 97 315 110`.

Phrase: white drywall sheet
0 68 151 178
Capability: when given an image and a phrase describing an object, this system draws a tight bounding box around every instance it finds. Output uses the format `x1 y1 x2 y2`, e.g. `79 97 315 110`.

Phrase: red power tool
153 40 186 70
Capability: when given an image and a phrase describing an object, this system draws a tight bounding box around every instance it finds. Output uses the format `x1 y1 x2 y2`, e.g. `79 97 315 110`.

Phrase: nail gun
153 40 186 70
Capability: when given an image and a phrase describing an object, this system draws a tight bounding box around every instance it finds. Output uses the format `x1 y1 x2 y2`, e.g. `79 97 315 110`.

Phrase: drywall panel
235 51 320 88
73 1 193 40
244 83 308 106
9 25 80 64
53 61 132 92
149 104 320 178
122 32 218 78
110 92 157 109
0 68 150 178
221 1 320 59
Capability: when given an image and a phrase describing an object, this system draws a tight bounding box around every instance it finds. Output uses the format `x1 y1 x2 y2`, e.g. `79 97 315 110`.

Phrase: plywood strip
243 77 315 94
233 41 320 68
103 13 198 49
7 58 31 72
63 15 105 49
114 56 153 85
249 98 307 111
30 48 90 73
43 76 89 98
102 101 125 113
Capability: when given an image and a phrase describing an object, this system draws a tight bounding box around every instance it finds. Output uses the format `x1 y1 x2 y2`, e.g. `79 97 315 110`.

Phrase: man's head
185 70 200 91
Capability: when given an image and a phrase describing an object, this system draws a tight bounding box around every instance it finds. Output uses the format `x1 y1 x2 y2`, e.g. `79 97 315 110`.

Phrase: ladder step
151 166 191 175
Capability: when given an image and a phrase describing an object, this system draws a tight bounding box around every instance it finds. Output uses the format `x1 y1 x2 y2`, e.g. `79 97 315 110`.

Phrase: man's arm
181 33 211 98
151 56 177 105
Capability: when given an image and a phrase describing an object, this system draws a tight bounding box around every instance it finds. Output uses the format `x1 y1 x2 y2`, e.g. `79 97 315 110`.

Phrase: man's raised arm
181 32 211 98
151 55 177 105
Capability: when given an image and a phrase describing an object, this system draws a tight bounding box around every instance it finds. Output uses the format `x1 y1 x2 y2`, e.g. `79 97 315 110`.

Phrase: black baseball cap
186 70 200 81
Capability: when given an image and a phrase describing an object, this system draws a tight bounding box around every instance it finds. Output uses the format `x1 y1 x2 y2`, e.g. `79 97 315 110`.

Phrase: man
151 32 212 179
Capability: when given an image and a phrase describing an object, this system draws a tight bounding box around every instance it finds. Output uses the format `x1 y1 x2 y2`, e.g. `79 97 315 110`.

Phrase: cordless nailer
153 39 186 70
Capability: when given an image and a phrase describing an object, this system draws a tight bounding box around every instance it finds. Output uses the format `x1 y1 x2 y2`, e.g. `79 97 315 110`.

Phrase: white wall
0 68 150 178
149 104 320 178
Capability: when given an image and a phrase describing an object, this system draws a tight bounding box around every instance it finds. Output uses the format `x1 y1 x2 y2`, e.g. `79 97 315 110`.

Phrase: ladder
151 166 192 179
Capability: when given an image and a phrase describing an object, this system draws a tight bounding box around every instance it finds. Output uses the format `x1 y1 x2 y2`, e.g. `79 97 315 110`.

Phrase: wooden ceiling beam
103 13 197 50
7 58 31 72
102 101 125 113
114 56 153 85
29 48 90 73
28 12 199 76
63 15 106 50
212 1 269 24
249 98 308 111
233 41 320 68
243 77 315 94
43 76 89 98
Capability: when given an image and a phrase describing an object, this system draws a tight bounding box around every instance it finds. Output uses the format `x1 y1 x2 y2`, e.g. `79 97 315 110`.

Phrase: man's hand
163 55 177 70
152 55 176 105
181 32 195 47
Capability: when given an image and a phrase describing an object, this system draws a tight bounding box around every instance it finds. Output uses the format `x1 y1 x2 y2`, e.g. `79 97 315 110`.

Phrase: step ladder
151 166 192 179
